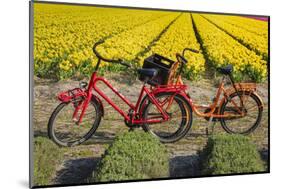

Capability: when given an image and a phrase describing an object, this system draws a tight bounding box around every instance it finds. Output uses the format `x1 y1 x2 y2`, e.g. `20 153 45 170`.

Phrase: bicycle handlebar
174 47 200 77
176 53 187 65
92 40 131 68
182 48 199 56
176 47 200 65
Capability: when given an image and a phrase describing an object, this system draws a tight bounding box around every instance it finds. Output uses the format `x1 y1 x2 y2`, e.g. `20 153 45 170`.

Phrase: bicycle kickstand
206 117 216 136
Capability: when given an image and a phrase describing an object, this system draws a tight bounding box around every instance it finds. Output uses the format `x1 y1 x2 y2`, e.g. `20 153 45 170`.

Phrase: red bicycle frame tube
76 72 187 124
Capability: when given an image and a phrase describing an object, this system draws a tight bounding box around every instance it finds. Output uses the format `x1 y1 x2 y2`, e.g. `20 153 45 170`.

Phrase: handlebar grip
189 49 199 53
119 59 131 68
176 53 187 64
105 58 131 67
182 48 199 55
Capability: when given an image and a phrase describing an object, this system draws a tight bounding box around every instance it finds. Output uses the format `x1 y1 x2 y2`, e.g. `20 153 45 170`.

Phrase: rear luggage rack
234 83 257 91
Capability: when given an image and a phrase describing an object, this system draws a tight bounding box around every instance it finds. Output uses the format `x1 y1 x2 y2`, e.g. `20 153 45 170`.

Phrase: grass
93 131 169 182
199 134 266 175
33 137 63 186
64 148 94 158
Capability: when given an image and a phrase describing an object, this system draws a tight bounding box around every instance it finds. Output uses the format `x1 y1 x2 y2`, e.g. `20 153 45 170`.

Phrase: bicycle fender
91 95 104 117
219 90 264 113
252 91 264 109
219 90 240 113
176 92 194 110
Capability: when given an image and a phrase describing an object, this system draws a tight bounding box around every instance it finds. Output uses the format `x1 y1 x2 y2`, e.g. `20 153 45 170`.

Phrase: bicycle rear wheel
142 92 193 143
220 91 263 134
48 98 102 147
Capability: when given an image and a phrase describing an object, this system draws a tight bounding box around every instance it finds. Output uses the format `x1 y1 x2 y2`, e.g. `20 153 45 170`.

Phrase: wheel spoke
221 92 262 134
143 93 192 142
246 104 258 111
246 114 258 119
50 100 100 146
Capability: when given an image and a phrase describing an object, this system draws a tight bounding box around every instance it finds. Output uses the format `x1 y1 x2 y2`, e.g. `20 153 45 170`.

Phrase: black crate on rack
139 54 175 86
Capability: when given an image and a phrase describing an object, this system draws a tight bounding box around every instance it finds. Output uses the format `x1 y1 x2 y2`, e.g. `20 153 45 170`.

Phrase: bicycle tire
48 98 102 147
220 91 263 135
141 92 193 143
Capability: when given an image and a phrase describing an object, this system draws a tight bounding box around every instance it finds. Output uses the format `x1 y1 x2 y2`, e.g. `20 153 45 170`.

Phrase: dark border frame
29 1 270 188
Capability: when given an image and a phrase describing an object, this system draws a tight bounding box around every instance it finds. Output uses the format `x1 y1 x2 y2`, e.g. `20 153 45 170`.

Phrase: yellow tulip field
33 3 268 82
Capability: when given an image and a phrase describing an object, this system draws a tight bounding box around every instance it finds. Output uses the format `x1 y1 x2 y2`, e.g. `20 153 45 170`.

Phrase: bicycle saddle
137 68 158 79
217 64 233 75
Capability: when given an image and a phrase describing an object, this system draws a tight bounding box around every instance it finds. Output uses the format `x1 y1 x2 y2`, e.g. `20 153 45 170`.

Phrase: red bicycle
48 40 196 147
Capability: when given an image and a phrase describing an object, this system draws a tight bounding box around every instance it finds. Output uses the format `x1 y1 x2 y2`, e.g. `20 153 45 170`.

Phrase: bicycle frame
59 39 261 125
185 76 256 119
70 71 188 125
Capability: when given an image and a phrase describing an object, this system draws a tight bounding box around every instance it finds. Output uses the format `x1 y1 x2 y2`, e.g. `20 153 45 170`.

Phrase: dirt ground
33 73 269 185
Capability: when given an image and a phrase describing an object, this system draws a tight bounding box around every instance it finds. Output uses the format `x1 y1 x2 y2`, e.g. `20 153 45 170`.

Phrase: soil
33 73 269 185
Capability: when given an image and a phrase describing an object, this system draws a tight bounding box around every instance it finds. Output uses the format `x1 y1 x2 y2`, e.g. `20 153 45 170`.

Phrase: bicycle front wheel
220 91 263 135
142 92 193 143
48 98 102 147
